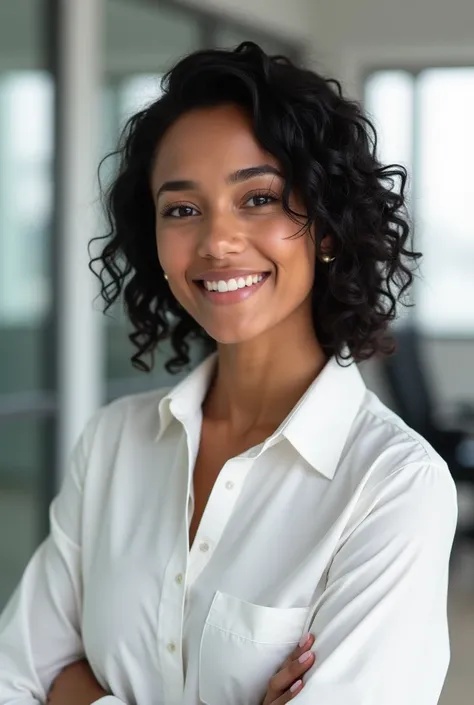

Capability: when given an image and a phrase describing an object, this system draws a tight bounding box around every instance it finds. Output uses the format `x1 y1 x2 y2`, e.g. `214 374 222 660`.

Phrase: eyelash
159 191 280 218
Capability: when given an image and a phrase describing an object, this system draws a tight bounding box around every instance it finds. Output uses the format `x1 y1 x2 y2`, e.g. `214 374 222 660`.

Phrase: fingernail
298 632 311 648
298 650 312 664
290 680 303 693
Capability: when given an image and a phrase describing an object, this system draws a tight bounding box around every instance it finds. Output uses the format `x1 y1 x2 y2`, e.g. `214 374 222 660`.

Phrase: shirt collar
155 350 366 480
155 353 218 441
278 353 366 479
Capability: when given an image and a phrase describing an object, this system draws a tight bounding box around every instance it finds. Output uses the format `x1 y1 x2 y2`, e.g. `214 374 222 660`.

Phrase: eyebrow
155 164 283 200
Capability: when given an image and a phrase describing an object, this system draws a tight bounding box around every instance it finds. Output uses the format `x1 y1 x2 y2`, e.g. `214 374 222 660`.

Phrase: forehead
152 103 279 181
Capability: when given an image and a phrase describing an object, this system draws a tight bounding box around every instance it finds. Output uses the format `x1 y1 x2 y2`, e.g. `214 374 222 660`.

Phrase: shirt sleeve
294 460 458 705
0 412 126 705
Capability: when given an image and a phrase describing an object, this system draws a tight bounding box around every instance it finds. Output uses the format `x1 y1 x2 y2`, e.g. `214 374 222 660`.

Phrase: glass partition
0 0 53 609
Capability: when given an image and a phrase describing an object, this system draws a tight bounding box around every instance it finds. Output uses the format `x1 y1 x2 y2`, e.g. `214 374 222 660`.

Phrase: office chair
381 324 474 545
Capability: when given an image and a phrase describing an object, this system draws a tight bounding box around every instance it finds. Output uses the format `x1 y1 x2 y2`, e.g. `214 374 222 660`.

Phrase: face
151 103 317 345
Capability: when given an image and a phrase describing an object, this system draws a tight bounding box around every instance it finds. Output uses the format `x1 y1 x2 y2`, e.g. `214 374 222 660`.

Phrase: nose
196 213 246 260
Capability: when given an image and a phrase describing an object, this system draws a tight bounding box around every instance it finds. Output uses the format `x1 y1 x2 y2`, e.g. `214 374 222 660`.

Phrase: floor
0 487 473 703
440 543 474 704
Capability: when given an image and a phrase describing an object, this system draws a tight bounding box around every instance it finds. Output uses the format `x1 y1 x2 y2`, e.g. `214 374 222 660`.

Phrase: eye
245 192 280 208
160 203 200 218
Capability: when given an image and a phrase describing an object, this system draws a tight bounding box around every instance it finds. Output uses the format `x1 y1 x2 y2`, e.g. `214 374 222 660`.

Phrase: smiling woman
92 41 419 374
0 41 458 705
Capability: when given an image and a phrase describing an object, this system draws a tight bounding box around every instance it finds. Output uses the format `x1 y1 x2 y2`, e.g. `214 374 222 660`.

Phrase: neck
204 312 327 436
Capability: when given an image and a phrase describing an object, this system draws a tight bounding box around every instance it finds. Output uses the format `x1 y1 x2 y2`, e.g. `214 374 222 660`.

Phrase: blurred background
0 1 473 703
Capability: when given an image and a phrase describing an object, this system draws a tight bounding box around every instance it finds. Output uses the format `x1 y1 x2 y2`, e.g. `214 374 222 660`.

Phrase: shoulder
348 390 458 529
353 388 448 469
79 386 173 457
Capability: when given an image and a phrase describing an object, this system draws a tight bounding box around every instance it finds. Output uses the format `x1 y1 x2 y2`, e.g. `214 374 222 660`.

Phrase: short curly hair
91 41 420 374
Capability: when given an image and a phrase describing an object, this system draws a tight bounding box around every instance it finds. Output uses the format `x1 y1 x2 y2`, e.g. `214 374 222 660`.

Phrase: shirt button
175 573 183 584
199 542 209 552
167 641 176 652
225 481 234 490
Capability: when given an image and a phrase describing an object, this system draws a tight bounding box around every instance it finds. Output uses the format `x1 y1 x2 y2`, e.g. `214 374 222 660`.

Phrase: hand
262 632 316 705
47 658 109 705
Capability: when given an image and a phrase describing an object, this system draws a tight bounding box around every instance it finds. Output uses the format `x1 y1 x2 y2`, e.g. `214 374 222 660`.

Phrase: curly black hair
90 41 420 374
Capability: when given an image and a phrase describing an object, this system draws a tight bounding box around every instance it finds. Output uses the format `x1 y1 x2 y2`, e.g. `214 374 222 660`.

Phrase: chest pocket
199 590 312 705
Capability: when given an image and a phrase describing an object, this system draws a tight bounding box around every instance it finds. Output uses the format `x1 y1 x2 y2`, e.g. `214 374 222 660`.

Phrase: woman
0 42 457 705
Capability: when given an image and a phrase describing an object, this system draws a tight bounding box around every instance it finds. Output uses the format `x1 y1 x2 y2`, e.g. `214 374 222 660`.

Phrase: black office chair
381 324 474 545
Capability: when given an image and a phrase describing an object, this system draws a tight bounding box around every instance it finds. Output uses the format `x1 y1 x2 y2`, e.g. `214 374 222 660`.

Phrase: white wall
183 0 315 42
312 0 474 97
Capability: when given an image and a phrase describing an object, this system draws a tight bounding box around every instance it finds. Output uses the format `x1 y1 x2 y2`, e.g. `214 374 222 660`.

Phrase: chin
203 322 264 346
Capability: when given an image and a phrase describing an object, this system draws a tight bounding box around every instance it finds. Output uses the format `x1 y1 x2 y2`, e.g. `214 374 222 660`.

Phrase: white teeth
202 274 265 293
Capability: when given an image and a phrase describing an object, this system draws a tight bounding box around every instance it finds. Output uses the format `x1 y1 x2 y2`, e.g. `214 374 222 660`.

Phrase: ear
319 234 334 257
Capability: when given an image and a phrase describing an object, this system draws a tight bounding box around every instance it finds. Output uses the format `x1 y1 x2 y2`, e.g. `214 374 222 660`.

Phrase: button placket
157 492 189 705
186 458 252 589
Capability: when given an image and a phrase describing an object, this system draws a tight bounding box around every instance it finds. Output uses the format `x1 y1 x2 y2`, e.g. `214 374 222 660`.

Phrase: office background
0 1 473 703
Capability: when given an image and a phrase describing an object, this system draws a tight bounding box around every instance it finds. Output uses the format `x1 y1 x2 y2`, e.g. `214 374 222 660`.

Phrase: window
365 68 474 336
0 72 53 326
0 0 54 610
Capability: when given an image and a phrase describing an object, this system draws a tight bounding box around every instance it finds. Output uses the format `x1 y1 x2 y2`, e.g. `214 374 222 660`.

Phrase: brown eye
161 204 199 218
245 193 280 208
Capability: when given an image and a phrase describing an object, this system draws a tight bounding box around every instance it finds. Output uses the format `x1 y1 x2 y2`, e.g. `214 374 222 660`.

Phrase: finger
268 676 305 705
267 645 316 700
278 632 315 671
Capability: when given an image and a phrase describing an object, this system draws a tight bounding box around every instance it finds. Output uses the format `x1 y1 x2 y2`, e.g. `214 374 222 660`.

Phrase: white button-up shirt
0 353 458 705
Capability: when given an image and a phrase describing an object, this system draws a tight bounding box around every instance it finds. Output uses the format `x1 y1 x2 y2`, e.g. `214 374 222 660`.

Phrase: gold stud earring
320 254 336 263
164 273 169 281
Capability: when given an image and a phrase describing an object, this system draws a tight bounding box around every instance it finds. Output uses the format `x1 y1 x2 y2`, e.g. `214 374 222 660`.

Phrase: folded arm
292 461 458 705
0 413 125 705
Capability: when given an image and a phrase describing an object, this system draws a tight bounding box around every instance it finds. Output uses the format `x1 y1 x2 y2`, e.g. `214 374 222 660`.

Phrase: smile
204 274 264 292
195 272 270 305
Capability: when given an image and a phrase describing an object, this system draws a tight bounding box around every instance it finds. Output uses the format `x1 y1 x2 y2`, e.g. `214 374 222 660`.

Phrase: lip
194 272 271 306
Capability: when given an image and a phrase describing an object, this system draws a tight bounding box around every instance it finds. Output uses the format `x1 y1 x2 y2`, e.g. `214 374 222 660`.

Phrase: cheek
263 228 315 286
292 231 316 283
156 229 190 276
156 229 199 313
303 239 317 281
